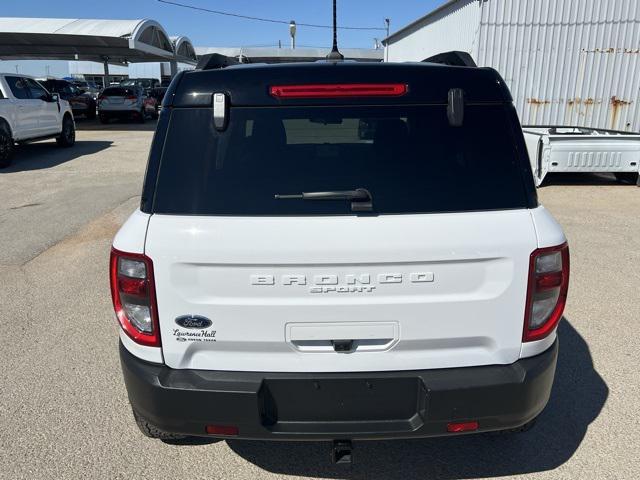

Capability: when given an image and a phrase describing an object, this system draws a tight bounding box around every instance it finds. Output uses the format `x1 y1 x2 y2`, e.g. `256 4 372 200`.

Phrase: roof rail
422 51 477 67
195 53 240 70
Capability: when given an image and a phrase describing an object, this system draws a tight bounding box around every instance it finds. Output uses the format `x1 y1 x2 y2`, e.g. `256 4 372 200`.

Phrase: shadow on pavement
162 437 222 446
227 320 607 479
541 172 626 186
75 117 158 132
0 140 112 173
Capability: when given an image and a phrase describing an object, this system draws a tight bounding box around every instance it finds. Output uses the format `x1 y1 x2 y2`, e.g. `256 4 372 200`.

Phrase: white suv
0 74 75 167
110 60 569 455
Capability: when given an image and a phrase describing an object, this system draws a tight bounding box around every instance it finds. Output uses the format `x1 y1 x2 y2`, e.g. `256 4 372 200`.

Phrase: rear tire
56 115 75 147
0 121 13 168
615 172 639 185
132 409 187 441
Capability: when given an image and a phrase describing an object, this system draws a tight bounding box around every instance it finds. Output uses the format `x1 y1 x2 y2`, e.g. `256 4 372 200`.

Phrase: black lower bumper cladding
120 340 558 440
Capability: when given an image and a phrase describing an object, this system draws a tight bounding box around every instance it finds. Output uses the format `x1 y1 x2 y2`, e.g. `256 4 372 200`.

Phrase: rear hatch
145 72 537 372
100 87 137 108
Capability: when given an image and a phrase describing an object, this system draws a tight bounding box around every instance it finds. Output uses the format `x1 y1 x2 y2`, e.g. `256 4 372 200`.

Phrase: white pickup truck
523 126 640 186
0 73 75 168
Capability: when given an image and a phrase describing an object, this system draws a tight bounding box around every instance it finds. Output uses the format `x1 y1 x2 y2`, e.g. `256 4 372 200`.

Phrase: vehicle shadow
227 319 607 479
541 172 625 186
0 140 112 173
75 117 158 132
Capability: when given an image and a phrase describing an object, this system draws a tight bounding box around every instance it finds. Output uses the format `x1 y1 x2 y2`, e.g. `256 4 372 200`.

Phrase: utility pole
289 21 296 49
384 18 390 62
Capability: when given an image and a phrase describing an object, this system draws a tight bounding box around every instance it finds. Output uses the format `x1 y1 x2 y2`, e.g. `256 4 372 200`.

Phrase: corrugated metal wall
386 0 640 131
477 0 640 131
386 0 481 63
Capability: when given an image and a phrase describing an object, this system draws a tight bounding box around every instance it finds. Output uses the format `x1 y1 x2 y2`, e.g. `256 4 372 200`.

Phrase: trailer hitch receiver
332 440 353 464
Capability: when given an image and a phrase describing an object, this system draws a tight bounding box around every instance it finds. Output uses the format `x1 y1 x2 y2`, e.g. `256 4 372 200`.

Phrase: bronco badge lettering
250 273 434 293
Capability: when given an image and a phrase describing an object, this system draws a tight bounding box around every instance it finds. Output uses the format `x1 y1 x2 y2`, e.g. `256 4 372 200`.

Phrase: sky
1 0 443 49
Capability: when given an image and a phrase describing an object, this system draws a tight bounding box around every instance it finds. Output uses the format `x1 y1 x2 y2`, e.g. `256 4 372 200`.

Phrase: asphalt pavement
0 119 638 479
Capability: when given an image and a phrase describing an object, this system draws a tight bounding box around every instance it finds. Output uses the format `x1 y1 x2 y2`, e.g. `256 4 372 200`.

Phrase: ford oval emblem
175 315 213 329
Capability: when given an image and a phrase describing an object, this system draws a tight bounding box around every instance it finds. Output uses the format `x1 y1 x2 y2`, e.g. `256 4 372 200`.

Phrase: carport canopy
170 36 197 64
0 17 192 65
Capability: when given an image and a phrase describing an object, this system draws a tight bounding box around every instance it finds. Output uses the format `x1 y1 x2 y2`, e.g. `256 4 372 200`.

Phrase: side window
24 79 48 101
5 76 31 99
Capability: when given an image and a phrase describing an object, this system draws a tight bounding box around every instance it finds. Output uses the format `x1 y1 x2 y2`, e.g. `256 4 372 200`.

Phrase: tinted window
6 76 30 99
24 79 48 100
153 105 529 215
43 81 77 96
122 78 156 89
65 84 80 96
103 87 135 97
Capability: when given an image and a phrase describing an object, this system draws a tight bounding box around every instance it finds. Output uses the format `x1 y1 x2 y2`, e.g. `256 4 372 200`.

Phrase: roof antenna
326 0 344 61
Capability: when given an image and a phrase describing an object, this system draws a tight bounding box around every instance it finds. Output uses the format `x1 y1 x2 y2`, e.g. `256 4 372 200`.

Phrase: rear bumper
120 340 558 440
99 106 140 115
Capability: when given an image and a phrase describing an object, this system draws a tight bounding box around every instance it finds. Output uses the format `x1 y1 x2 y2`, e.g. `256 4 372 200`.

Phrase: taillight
125 95 138 100
447 421 479 433
523 243 570 342
109 248 160 347
269 83 407 98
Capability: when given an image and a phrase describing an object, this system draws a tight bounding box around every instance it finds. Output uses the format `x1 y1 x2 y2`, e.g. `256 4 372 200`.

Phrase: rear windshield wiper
275 188 373 212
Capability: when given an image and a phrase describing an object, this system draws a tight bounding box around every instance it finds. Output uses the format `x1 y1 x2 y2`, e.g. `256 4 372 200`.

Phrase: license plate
262 377 425 423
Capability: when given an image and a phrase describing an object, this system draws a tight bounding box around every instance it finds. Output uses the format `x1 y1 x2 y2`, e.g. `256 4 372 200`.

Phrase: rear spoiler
196 53 240 71
422 51 477 67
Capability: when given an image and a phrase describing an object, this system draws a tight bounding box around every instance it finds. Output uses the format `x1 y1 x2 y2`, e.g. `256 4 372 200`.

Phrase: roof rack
195 53 240 71
422 51 477 67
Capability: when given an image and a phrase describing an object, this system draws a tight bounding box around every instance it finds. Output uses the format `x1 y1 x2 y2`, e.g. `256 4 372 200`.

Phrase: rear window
122 79 154 88
152 104 530 215
103 87 135 96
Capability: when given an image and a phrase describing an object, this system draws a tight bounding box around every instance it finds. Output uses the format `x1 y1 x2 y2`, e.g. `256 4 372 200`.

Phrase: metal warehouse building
384 0 640 131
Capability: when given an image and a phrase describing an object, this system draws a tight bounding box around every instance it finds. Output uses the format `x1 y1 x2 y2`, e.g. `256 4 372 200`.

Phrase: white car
0 73 75 168
111 59 569 459
97 86 158 124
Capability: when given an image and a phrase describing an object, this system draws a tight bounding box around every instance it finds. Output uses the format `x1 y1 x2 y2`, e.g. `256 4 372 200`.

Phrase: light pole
384 18 390 62
289 20 296 49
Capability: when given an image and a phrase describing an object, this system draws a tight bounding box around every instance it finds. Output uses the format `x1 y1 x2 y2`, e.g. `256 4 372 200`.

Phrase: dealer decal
173 315 216 343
